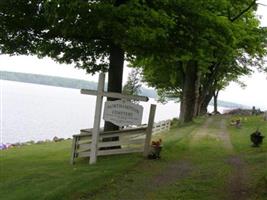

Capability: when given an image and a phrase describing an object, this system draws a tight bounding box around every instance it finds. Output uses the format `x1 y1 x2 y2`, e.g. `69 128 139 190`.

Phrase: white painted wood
70 136 78 165
89 73 105 164
78 148 144 158
103 100 143 126
77 71 151 164
152 120 171 134
98 138 145 148
143 104 156 157
77 140 91 145
81 89 149 102
98 148 144 156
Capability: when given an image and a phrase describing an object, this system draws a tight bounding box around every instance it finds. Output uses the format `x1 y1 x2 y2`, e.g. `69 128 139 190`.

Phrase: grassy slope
1 116 266 200
228 115 267 199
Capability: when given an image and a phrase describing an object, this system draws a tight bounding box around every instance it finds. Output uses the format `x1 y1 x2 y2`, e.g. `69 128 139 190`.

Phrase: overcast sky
0 2 267 110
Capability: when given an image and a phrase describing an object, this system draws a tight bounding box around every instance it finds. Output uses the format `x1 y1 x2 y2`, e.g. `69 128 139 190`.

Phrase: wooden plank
97 138 145 148
79 127 146 137
98 147 143 156
101 127 146 135
78 151 91 158
77 139 91 145
77 147 143 158
70 136 78 165
89 73 105 164
81 89 149 102
77 138 145 152
76 144 91 153
144 104 156 157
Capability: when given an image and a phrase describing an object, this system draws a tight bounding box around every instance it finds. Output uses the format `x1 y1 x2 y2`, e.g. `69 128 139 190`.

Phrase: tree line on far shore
0 0 266 129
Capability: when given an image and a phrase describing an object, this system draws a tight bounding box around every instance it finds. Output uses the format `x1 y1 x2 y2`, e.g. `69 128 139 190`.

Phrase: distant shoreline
0 70 158 98
1 70 250 109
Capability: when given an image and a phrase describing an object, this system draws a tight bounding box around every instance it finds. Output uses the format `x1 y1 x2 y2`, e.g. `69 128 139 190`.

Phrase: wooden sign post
81 73 149 164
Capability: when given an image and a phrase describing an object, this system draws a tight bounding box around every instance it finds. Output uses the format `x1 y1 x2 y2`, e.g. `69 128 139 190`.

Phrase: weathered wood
75 72 153 164
76 144 91 153
70 136 78 165
98 138 145 148
77 147 143 158
143 104 156 157
89 73 105 164
98 147 143 156
79 127 146 136
77 137 145 152
81 89 149 102
77 139 91 145
152 120 171 134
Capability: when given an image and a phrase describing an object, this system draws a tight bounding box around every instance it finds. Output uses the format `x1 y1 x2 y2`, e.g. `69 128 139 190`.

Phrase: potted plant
148 139 162 159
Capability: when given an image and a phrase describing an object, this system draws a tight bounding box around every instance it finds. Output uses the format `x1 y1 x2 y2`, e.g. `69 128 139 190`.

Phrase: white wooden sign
80 73 149 164
103 100 143 126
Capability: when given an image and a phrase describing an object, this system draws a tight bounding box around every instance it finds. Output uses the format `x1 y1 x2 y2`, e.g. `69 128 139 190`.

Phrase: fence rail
71 119 171 164
152 120 171 134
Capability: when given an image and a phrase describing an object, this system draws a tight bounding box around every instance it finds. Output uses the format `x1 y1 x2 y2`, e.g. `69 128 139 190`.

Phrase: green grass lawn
228 115 267 200
1 115 266 200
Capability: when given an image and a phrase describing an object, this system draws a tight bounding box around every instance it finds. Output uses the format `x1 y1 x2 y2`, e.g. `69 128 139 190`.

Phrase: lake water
1 80 226 144
1 80 182 144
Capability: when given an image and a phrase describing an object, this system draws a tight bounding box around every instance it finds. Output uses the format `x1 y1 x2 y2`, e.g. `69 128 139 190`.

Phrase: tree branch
230 0 256 22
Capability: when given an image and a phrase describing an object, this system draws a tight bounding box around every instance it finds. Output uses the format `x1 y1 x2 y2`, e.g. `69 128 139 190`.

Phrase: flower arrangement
148 139 162 159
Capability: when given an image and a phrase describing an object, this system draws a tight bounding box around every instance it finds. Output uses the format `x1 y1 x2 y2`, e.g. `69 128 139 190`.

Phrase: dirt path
219 118 249 200
150 116 250 199
190 117 214 144
219 118 234 151
151 160 193 187
90 117 251 200
191 116 249 200
225 155 249 200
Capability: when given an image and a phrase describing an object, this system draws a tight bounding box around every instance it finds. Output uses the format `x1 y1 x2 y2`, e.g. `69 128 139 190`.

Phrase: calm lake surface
1 80 227 144
1 80 183 144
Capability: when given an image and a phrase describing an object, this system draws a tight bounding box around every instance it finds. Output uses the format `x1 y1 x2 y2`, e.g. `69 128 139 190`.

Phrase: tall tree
133 0 266 122
0 0 173 130
122 68 141 97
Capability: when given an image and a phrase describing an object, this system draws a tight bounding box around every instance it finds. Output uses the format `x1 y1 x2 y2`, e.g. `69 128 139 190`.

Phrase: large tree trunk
213 90 219 114
199 92 213 115
179 94 184 120
104 0 126 132
104 43 124 131
180 60 198 123
193 71 201 117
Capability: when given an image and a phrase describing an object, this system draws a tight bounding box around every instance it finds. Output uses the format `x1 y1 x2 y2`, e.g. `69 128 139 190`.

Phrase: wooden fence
70 118 171 164
152 120 171 134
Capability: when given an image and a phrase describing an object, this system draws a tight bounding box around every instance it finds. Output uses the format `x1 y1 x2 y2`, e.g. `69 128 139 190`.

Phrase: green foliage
0 0 173 73
122 68 141 96
133 0 266 114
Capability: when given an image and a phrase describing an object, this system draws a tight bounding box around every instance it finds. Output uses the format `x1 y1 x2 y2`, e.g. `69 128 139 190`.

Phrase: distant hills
0 71 158 98
0 70 247 109
209 100 249 109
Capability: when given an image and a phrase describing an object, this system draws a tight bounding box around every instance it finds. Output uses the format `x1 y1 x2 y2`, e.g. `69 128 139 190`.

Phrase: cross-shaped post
81 73 149 164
